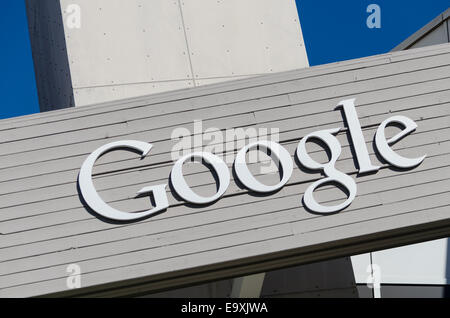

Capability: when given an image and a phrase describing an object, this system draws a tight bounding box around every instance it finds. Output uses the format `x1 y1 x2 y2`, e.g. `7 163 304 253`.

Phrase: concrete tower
25 0 309 112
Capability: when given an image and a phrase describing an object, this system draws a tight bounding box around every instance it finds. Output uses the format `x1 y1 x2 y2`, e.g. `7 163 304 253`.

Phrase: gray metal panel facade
392 8 450 51
410 23 449 50
0 44 450 297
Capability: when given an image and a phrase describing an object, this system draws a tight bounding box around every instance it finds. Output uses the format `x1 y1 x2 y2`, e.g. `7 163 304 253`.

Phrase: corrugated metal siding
0 43 450 297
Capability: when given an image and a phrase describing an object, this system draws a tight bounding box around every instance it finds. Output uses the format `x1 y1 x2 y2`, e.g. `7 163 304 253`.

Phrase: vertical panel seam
177 0 197 87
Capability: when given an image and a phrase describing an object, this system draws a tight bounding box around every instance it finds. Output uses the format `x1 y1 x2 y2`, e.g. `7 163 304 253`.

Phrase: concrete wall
353 238 450 285
0 43 449 297
26 0 309 111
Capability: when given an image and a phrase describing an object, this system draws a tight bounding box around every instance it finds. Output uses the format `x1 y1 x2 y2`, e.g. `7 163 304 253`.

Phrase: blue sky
0 1 449 120
0 1 38 120
296 0 449 66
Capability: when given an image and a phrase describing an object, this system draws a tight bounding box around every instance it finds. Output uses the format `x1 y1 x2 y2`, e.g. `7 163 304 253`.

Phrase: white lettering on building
78 98 426 221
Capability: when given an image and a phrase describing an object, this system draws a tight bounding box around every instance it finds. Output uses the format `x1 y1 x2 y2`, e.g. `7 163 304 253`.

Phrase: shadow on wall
25 0 75 112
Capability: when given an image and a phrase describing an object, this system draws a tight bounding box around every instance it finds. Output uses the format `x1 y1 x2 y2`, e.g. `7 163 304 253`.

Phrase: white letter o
171 152 230 204
234 140 293 193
